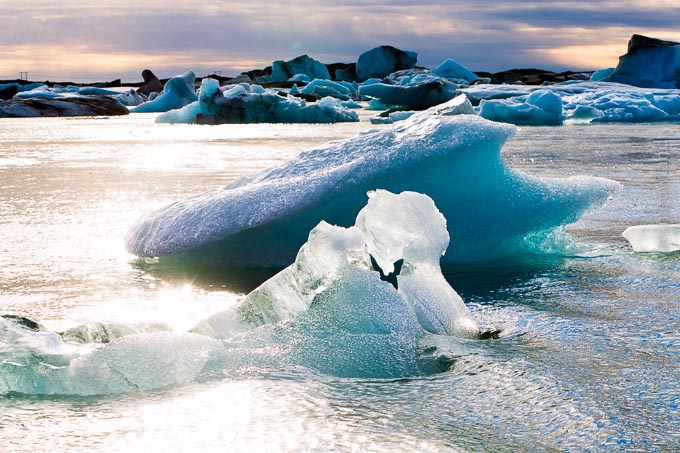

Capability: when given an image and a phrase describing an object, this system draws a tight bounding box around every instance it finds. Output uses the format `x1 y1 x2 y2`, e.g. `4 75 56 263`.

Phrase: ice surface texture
127 111 619 268
622 224 680 253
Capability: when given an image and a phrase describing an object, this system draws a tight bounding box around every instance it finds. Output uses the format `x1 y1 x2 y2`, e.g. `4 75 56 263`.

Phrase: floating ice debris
131 71 198 113
464 81 680 123
156 78 358 124
480 89 564 125
359 69 459 110
0 192 488 392
622 224 680 253
370 93 474 124
127 110 618 268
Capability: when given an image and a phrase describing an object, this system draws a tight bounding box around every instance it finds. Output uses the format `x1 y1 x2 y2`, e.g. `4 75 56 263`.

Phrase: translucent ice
434 58 479 84
131 71 198 113
622 224 680 253
127 111 619 268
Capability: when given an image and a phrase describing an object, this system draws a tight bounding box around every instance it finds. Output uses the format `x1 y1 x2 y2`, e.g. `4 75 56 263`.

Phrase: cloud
1 0 678 81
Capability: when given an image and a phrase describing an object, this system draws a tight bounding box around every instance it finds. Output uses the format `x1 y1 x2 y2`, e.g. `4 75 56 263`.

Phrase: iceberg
131 71 198 113
359 69 460 110
156 78 358 124
601 34 680 89
356 45 418 81
479 89 564 125
0 96 129 118
370 93 475 124
127 110 619 268
622 224 680 253
464 81 680 123
434 58 479 84
271 55 331 82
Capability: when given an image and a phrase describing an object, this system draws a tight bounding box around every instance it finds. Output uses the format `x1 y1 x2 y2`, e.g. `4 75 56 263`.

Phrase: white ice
622 224 680 253
479 89 564 125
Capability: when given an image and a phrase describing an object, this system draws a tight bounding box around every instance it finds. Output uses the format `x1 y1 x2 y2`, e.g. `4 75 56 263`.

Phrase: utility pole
20 71 29 81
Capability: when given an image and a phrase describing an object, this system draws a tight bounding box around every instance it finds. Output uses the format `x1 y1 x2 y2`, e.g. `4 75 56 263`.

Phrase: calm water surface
0 113 678 452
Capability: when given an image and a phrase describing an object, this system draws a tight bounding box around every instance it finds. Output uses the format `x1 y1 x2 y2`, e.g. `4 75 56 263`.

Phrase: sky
1 0 679 83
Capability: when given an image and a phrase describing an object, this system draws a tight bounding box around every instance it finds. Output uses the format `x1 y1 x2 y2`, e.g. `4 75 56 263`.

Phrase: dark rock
0 96 130 118
356 45 418 81
137 69 163 97
92 79 122 88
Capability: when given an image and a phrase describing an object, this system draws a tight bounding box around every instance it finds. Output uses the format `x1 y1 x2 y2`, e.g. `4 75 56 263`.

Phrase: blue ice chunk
131 71 197 113
434 59 479 84
127 112 619 268
479 89 564 125
156 78 358 124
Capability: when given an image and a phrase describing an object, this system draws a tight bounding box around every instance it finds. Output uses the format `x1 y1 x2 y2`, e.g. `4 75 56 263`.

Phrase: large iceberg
156 78 358 124
131 71 198 113
622 224 680 253
601 34 680 89
127 110 619 268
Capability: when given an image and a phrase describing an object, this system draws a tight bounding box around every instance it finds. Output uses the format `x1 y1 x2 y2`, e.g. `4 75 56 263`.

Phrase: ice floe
622 224 680 253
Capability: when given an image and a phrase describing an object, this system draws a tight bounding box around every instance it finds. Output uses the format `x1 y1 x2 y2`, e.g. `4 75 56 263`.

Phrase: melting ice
127 109 619 268
2 191 490 395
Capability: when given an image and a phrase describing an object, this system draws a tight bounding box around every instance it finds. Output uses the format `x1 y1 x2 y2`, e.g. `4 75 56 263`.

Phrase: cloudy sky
1 0 679 82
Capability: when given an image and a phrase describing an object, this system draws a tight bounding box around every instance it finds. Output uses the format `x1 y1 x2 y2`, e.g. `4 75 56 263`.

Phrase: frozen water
465 81 680 123
127 111 618 268
602 37 680 88
131 71 198 113
434 58 479 84
370 93 474 124
271 55 330 82
622 224 680 252
359 69 459 110
156 78 358 124
479 89 564 125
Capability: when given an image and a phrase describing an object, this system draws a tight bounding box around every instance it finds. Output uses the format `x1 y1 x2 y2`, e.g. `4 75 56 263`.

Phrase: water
0 112 678 452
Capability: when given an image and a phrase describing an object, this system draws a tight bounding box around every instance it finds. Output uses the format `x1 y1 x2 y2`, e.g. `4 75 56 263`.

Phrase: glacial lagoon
0 111 678 451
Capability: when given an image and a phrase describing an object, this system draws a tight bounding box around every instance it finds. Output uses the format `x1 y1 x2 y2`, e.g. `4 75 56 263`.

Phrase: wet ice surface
0 114 678 451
